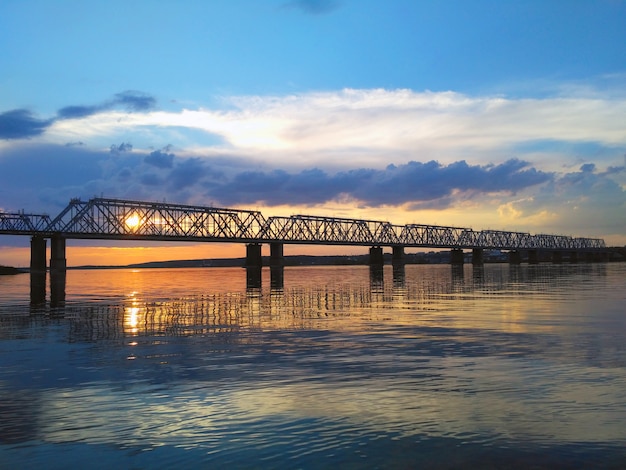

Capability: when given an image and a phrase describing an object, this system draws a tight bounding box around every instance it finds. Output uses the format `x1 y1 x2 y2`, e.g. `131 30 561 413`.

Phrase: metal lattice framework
261 215 402 246
46 198 266 241
0 197 607 250
0 211 52 234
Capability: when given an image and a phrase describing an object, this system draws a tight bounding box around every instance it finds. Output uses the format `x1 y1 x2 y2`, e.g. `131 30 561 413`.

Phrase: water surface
1 263 625 468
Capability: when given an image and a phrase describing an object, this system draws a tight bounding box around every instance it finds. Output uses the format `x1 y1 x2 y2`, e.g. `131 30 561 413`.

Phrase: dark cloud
0 109 53 139
145 148 175 169
207 158 553 207
580 163 596 173
57 104 104 119
167 158 209 190
283 0 340 15
110 142 133 155
516 164 626 234
113 90 156 111
140 173 164 186
57 91 156 120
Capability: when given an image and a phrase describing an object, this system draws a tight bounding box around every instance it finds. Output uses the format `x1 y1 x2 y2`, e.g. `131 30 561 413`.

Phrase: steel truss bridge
1 197 606 251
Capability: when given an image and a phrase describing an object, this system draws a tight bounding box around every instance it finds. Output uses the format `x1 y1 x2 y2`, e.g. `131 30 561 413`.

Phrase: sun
125 214 140 230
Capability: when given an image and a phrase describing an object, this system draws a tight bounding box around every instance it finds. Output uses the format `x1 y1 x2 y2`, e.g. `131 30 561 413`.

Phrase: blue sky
1 0 625 264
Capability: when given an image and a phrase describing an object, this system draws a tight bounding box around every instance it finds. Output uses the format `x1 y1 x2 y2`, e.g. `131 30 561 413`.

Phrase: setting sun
125 214 140 230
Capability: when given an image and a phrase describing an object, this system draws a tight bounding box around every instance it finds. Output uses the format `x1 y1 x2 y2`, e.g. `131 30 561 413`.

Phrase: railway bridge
1 197 607 272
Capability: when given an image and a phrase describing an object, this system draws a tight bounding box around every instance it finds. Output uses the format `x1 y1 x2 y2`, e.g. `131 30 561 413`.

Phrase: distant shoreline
3 248 624 273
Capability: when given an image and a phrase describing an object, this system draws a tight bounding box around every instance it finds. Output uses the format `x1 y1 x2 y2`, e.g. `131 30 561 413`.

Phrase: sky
1 0 625 266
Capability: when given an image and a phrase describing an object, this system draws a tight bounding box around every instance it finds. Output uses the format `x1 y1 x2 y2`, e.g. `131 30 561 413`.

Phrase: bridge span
1 197 607 271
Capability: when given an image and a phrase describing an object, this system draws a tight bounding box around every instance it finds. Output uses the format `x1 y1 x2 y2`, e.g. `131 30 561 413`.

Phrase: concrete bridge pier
552 251 563 264
30 236 47 273
509 250 522 265
472 248 484 266
270 242 284 266
569 251 579 263
49 236 66 307
392 246 405 265
30 236 48 306
50 236 67 272
450 249 464 265
245 244 263 289
246 243 263 267
527 250 539 264
369 246 384 266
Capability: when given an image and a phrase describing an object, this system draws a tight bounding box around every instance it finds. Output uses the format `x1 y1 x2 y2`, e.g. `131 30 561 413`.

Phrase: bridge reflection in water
3 263 604 341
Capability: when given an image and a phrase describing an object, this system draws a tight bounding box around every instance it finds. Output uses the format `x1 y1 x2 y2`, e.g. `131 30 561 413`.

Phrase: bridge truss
0 197 606 250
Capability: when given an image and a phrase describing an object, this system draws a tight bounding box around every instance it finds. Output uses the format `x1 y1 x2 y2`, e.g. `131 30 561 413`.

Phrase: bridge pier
472 248 483 266
369 246 384 266
246 243 263 267
49 236 66 306
50 236 66 271
450 249 464 265
30 235 47 273
392 246 405 265
509 250 522 265
552 251 563 264
569 251 578 263
270 242 284 266
528 249 539 264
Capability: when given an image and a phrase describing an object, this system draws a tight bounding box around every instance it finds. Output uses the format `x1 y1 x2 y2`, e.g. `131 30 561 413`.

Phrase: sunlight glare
126 213 140 231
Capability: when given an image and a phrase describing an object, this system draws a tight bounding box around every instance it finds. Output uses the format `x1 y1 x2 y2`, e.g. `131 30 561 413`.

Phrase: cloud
167 158 213 190
0 91 156 141
499 164 626 235
145 147 175 169
283 0 340 15
110 142 133 155
206 158 552 207
113 90 156 111
57 91 156 120
57 104 104 119
0 109 53 139
12 88 624 176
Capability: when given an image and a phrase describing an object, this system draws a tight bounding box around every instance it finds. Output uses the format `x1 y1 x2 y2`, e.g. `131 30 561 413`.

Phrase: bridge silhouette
0 197 609 306
1 196 607 270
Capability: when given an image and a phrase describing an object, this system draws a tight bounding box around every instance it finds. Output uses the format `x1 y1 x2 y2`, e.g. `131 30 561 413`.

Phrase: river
1 263 625 468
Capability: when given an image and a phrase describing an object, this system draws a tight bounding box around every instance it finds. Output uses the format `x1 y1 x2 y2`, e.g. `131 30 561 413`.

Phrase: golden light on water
125 290 141 336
